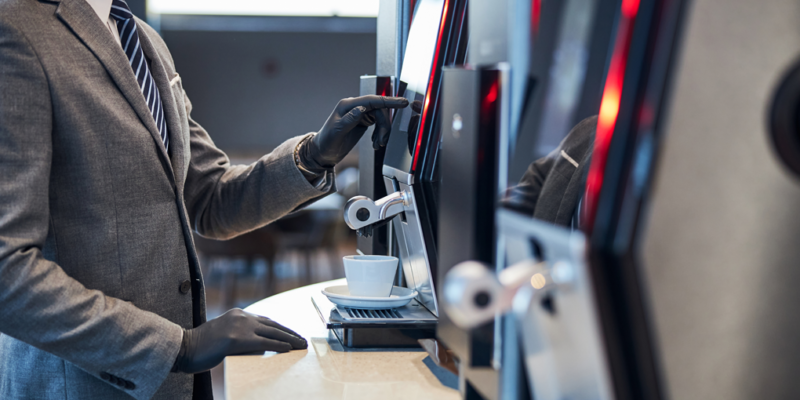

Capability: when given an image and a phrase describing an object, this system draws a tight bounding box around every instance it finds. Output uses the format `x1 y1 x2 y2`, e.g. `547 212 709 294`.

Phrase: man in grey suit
0 0 408 398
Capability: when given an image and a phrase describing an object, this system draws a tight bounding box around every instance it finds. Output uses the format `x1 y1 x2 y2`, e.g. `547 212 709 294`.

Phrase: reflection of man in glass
503 116 597 229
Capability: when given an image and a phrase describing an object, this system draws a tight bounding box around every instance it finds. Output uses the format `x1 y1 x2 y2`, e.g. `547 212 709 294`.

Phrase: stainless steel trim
378 191 408 219
384 177 439 316
496 62 511 200
382 165 414 185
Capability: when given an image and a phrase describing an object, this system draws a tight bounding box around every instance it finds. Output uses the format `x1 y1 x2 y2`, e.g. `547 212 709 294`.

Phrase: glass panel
383 0 445 174
500 0 604 231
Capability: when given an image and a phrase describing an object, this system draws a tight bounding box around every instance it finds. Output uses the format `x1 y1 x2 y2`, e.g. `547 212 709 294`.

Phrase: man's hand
173 309 307 374
300 95 409 172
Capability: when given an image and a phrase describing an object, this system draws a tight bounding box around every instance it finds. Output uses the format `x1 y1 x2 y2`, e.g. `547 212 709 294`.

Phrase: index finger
254 324 308 349
349 95 409 111
256 315 303 338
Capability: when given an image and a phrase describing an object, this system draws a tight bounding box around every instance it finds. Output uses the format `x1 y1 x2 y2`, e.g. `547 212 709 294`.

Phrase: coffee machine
436 0 652 397
440 0 699 397
312 0 469 348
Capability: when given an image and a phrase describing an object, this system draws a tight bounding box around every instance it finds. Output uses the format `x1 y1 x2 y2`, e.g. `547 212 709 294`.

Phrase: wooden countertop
224 279 460 400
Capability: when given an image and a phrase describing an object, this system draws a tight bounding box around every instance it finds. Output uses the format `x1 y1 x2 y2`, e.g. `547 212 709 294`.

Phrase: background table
224 279 460 400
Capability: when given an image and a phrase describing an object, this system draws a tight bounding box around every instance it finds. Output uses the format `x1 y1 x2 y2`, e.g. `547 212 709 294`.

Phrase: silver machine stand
345 165 440 317
442 210 614 400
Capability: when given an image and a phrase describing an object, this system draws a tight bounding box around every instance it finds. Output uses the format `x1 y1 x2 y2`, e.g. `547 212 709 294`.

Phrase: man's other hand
173 308 307 374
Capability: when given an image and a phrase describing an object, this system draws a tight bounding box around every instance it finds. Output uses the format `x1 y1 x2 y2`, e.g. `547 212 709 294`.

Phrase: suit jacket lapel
55 0 176 185
136 25 187 193
554 150 592 225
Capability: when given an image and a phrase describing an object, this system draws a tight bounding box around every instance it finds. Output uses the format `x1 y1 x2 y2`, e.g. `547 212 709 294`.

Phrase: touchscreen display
383 0 445 174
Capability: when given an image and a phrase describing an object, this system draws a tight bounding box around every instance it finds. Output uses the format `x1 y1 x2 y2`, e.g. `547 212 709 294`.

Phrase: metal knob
441 258 579 330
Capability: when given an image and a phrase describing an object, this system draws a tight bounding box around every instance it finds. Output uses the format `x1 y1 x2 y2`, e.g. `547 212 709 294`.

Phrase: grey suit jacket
503 115 596 226
0 0 332 399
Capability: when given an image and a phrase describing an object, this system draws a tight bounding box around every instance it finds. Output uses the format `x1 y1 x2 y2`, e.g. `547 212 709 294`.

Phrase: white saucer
321 285 418 309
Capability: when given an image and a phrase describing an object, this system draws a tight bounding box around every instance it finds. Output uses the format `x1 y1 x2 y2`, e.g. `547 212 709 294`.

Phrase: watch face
383 0 445 175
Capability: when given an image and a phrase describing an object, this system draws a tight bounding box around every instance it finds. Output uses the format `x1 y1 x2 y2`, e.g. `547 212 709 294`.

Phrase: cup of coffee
342 255 399 297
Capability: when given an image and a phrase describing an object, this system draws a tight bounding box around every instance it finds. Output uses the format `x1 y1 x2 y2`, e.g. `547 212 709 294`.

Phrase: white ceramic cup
342 255 399 297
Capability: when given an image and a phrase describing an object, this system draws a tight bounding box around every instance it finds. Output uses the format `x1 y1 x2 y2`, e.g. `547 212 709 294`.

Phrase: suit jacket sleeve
0 19 183 400
181 94 336 240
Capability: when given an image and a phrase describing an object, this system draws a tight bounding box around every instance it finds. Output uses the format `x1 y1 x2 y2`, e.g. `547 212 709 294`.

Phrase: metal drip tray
322 297 438 324
312 291 438 348
338 306 404 321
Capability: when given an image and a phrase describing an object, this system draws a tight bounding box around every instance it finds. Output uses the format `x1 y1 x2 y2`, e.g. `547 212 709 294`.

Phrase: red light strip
411 0 449 173
485 82 499 105
478 78 500 164
583 0 640 229
532 0 542 33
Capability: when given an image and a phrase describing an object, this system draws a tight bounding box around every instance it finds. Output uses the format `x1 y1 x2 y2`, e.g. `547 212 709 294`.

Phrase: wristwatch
294 134 321 177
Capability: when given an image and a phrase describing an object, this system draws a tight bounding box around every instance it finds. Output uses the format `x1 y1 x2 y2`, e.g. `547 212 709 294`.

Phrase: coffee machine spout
343 190 410 234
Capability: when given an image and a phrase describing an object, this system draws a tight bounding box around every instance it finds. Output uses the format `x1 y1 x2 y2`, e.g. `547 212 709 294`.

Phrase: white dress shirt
86 0 121 45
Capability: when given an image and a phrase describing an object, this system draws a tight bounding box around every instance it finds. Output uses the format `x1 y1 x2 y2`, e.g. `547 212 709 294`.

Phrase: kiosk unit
314 0 468 348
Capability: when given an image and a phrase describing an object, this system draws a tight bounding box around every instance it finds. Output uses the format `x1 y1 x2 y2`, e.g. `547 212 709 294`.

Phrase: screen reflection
500 0 606 231
502 116 596 229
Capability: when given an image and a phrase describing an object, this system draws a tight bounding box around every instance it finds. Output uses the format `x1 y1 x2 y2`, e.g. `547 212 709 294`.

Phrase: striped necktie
109 0 169 151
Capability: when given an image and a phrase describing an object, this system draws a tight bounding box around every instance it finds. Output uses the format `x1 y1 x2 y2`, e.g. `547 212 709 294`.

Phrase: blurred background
125 1 380 397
